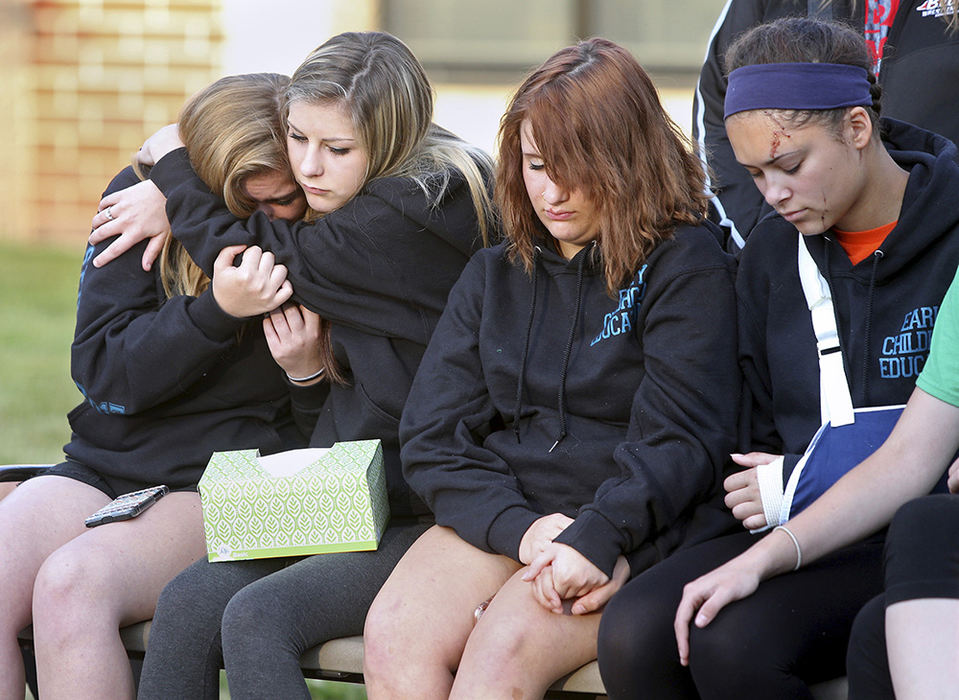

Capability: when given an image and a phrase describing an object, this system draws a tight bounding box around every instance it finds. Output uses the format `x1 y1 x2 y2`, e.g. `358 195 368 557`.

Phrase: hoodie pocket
356 382 401 427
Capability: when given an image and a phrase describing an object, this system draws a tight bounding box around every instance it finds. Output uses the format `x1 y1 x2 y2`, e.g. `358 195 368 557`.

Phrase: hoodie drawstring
513 248 541 443
860 248 883 404
550 244 591 453
513 243 593 451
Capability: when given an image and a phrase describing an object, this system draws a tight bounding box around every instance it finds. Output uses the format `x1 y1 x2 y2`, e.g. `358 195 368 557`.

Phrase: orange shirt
833 220 897 265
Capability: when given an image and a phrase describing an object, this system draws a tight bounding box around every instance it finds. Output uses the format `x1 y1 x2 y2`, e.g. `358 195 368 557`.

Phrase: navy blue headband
724 62 872 119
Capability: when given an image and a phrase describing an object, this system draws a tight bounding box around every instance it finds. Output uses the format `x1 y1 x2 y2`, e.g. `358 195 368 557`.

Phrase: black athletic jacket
66 166 301 489
738 119 959 484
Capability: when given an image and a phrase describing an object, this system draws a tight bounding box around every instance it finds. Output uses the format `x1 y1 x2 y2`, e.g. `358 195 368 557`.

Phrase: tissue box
198 439 389 562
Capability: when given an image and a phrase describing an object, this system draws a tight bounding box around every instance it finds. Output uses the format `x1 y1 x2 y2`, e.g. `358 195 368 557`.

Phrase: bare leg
886 599 959 700
451 568 601 700
33 491 206 699
0 482 19 502
363 525 521 699
0 476 109 698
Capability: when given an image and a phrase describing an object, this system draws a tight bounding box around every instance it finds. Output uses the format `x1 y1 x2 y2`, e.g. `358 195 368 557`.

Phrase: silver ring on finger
104 206 115 221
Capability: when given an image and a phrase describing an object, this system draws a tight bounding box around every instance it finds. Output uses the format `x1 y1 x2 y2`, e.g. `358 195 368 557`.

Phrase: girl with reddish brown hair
362 37 741 698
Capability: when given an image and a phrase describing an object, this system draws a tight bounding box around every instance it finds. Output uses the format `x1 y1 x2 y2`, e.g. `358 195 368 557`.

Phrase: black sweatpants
598 529 884 700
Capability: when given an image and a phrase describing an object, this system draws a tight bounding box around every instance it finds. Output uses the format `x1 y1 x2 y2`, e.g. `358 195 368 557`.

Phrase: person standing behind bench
91 31 496 700
362 37 740 698
0 72 308 699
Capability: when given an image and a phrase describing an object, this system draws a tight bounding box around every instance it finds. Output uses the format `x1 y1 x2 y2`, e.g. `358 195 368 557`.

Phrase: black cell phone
84 485 169 528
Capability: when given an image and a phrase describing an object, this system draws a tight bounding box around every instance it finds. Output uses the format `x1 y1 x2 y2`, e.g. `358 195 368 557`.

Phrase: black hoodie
65 167 301 489
694 0 959 250
738 119 959 483
399 224 740 578
150 148 491 518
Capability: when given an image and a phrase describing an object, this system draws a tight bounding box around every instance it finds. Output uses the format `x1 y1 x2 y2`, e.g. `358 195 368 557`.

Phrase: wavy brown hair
496 37 708 295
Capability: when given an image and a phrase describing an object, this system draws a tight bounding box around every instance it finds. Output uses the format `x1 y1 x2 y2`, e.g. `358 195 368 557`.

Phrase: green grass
0 241 84 464
221 673 368 699
2 240 366 699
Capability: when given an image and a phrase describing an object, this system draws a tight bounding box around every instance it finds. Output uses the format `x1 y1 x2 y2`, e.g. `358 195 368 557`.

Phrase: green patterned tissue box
198 440 389 562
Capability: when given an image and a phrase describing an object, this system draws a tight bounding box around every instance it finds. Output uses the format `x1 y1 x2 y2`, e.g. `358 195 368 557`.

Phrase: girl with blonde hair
91 31 495 698
0 72 307 699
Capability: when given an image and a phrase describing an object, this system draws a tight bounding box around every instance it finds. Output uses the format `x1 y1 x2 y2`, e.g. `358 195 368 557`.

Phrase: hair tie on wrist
286 368 324 383
773 525 803 571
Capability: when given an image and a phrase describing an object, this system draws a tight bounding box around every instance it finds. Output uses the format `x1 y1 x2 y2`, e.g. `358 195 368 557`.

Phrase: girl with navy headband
694 0 959 253
598 17 959 699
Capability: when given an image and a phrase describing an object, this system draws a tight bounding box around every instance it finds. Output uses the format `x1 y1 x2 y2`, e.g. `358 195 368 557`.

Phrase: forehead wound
763 112 793 159
730 110 794 159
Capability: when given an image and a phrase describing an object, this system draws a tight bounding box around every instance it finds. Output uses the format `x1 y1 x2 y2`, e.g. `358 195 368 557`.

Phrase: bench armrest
0 465 52 482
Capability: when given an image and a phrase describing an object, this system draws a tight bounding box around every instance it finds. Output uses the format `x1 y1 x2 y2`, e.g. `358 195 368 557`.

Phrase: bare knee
35 552 85 609
363 589 410 683
0 482 18 502
0 556 40 635
456 614 532 688
364 588 455 697
32 548 112 643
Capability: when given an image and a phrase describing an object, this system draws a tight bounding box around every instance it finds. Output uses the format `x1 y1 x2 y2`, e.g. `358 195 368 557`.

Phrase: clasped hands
518 513 629 616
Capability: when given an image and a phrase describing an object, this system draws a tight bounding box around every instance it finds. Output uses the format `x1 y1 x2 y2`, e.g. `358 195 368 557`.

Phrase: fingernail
695 613 708 627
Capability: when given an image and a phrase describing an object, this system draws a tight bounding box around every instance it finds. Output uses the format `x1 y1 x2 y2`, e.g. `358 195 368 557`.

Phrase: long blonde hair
286 31 496 383
287 31 494 241
141 73 293 299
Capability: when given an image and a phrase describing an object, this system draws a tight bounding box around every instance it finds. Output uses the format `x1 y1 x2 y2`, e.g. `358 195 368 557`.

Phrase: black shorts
884 493 959 605
42 459 196 500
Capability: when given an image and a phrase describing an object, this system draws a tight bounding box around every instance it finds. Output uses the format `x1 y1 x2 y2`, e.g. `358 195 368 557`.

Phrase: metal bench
6 465 847 699
18 621 848 699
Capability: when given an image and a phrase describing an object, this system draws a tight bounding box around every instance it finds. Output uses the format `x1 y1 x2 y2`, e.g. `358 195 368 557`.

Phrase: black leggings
598 530 884 700
847 494 959 699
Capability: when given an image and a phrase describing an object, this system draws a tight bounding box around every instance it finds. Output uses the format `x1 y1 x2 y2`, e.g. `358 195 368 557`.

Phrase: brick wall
2 0 224 243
